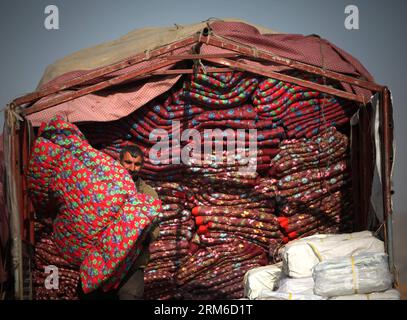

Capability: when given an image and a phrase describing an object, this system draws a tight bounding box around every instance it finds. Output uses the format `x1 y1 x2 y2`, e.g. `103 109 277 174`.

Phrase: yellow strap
307 242 323 261
288 292 293 300
351 256 358 294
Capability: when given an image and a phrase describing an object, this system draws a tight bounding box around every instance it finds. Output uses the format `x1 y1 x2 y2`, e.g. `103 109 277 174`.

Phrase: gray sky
1 0 406 281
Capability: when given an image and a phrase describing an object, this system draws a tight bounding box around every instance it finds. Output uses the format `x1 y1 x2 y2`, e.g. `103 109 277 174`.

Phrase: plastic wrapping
243 262 283 300
246 274 327 300
313 252 393 297
255 290 326 300
274 276 326 300
280 231 384 278
277 276 315 295
329 289 400 300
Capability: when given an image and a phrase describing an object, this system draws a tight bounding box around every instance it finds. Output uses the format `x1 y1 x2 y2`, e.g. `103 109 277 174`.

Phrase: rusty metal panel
3 108 24 299
381 88 395 275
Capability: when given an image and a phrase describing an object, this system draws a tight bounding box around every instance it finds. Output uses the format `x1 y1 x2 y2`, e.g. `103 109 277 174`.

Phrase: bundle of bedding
268 127 354 240
176 240 268 299
253 76 358 139
243 231 398 300
191 204 283 251
30 69 361 300
27 116 162 294
313 252 393 297
142 181 194 300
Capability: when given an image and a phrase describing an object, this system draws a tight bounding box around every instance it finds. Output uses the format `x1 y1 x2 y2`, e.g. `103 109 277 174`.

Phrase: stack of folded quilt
176 239 268 299
27 116 162 294
29 70 358 300
189 183 283 253
142 181 194 300
253 75 358 139
269 127 354 240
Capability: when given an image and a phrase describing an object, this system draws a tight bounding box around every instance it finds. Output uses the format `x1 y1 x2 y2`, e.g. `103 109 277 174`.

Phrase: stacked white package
244 231 398 300
247 275 327 300
329 289 400 300
243 262 283 300
280 231 384 278
272 276 326 300
258 277 326 300
256 291 324 300
277 276 315 295
313 252 393 297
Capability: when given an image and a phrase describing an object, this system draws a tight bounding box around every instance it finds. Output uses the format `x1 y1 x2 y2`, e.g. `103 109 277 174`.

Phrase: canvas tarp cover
38 18 279 87
26 19 373 126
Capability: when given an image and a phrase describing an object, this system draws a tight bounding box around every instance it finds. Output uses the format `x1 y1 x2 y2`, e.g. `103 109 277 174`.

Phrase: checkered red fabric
26 21 373 127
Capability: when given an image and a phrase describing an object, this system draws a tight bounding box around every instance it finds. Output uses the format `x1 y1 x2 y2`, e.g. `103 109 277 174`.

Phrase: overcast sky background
1 0 406 281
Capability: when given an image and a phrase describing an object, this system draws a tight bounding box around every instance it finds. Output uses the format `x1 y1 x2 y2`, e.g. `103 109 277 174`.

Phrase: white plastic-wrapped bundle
243 262 283 300
280 231 384 278
256 291 325 300
276 276 326 300
313 252 393 297
329 289 400 300
250 276 326 300
277 277 314 295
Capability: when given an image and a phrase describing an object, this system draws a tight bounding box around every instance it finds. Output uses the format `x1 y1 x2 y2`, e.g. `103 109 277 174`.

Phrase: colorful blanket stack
269 127 354 241
30 69 358 300
183 72 282 177
189 184 283 252
176 240 268 299
253 75 358 139
27 117 162 294
142 181 194 300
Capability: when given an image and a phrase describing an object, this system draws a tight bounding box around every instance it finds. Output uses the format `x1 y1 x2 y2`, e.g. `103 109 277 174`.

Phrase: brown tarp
37 18 279 88
26 19 373 127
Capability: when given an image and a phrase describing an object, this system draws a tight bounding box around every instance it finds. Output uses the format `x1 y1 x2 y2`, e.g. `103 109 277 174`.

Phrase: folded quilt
27 117 162 293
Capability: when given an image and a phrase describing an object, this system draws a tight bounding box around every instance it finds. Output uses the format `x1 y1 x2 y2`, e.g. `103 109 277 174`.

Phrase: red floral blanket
27 117 162 293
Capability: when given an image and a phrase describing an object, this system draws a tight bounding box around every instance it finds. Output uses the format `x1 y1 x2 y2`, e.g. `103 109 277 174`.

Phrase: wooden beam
13 35 199 107
22 59 182 116
202 34 384 92
204 57 367 103
149 67 234 75
165 53 238 60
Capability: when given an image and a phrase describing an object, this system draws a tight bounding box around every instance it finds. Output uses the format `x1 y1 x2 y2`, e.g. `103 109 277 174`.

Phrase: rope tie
317 37 335 199
144 49 151 61
252 47 259 58
351 256 359 294
198 31 203 44
307 242 323 262
205 32 211 45
199 60 207 74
